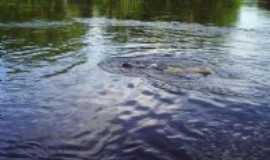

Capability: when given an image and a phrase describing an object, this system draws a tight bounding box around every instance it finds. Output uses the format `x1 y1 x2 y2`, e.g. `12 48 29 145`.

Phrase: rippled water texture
1 0 270 159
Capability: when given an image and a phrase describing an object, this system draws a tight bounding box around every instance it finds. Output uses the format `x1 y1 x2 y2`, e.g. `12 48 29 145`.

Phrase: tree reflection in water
0 0 242 26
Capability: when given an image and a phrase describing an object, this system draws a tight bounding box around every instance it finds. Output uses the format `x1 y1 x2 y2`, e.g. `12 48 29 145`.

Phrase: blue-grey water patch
1 0 270 160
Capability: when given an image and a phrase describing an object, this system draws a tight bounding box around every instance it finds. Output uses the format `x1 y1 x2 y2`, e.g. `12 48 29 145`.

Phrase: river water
0 0 270 159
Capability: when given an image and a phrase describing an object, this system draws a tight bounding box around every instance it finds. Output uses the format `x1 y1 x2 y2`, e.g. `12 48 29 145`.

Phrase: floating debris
164 66 213 77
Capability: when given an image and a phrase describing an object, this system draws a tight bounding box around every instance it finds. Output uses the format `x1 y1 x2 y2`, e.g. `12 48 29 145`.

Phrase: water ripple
1 9 270 160
0 20 75 29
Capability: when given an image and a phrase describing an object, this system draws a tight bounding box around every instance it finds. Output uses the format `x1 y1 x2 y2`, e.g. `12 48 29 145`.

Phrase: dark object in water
122 63 133 69
99 56 214 78
99 55 258 99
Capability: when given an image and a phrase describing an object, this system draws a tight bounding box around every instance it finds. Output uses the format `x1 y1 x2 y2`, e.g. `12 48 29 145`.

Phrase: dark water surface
1 0 270 159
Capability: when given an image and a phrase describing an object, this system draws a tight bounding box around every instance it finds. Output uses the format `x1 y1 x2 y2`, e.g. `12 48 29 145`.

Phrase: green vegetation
0 0 242 26
0 0 243 65
96 0 242 26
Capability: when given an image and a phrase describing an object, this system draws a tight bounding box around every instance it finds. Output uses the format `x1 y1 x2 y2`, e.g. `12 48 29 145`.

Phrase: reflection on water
258 0 270 10
94 0 242 26
0 23 88 80
0 0 241 25
1 0 270 160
